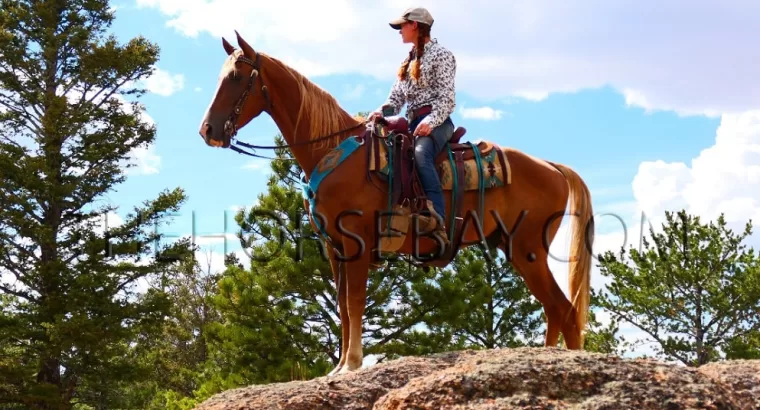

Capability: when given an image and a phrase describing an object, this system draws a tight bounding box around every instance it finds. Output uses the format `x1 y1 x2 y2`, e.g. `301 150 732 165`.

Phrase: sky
93 0 760 361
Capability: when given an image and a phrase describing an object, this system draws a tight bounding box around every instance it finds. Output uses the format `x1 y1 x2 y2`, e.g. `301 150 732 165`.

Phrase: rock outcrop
193 347 759 409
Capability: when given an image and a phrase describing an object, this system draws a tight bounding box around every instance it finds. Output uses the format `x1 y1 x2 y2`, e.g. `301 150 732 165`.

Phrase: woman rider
368 6 457 245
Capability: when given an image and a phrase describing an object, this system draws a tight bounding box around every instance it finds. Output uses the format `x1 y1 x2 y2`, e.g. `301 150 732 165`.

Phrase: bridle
221 50 369 160
222 51 272 144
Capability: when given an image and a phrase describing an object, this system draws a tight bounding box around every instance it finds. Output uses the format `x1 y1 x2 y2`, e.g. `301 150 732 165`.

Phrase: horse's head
199 31 271 148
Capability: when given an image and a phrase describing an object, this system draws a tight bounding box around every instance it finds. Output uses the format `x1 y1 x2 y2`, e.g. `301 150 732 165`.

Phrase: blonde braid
397 48 414 80
397 22 431 82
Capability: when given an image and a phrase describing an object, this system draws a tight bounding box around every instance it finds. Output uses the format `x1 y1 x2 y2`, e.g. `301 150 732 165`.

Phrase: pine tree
114 252 223 409
0 0 192 407
413 246 545 349
595 210 760 366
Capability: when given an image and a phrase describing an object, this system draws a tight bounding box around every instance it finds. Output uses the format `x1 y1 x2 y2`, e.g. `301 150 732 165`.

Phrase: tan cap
389 7 434 29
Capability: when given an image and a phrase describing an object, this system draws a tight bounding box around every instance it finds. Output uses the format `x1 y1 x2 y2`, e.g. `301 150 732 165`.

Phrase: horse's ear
222 37 235 55
234 30 256 57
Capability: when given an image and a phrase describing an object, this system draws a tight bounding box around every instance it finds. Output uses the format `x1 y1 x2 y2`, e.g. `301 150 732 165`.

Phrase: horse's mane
261 53 363 143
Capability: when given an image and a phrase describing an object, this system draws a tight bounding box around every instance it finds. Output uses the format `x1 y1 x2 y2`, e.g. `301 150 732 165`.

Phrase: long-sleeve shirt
377 38 457 129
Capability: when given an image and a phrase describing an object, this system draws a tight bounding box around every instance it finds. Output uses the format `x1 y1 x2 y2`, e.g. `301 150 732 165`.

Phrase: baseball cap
389 7 434 29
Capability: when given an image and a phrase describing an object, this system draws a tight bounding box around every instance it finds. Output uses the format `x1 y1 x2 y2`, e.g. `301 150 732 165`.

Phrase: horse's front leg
326 246 349 376
304 200 351 377
336 222 371 374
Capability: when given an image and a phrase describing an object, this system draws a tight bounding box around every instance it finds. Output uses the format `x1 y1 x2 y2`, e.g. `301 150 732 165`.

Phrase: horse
198 31 595 376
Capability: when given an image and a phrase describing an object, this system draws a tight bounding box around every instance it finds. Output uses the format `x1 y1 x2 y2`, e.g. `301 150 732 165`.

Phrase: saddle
364 115 511 268
383 116 468 146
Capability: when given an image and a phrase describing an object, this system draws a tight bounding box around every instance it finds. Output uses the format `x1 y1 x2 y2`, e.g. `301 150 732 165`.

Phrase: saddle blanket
368 137 511 191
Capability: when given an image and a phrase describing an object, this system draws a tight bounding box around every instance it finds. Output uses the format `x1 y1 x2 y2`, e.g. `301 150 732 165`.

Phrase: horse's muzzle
199 121 227 147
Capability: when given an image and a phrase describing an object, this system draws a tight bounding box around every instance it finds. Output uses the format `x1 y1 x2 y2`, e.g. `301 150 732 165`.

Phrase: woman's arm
377 78 406 116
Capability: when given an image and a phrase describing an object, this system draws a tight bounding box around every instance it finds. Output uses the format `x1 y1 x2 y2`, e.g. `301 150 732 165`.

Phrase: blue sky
99 1 760 358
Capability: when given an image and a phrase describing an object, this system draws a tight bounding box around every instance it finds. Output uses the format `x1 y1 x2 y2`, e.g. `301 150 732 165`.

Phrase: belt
407 105 432 122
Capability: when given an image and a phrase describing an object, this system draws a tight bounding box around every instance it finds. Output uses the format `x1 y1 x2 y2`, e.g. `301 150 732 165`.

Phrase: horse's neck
266 66 362 179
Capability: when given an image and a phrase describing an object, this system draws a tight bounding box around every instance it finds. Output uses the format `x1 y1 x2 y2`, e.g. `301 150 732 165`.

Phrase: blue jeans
409 114 455 221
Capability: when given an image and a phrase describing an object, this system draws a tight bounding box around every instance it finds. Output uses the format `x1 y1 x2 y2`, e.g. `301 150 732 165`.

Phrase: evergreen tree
116 251 223 409
723 329 760 359
0 0 192 407
412 246 544 349
581 305 625 354
594 210 760 366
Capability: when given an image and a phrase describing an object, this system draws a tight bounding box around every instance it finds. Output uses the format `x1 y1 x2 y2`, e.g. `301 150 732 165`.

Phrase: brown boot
416 201 449 247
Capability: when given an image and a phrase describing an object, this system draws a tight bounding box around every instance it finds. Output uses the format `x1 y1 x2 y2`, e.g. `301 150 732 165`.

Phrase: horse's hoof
327 365 343 377
337 359 363 374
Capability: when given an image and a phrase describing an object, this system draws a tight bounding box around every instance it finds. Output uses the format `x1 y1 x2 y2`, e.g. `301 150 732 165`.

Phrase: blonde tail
550 162 594 348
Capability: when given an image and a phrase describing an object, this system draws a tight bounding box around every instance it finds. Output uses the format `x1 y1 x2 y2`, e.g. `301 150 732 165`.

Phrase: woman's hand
414 122 432 136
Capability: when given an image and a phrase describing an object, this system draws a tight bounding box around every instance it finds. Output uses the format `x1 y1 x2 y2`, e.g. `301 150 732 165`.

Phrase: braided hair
397 22 432 82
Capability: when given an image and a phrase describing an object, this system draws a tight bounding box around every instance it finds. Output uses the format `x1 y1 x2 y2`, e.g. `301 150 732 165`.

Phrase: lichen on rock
193 347 760 410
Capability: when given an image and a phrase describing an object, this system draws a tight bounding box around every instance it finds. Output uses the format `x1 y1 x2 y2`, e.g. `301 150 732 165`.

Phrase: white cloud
95 211 125 236
343 84 365 100
459 105 505 120
229 199 260 214
188 232 240 248
114 95 162 175
136 0 759 116
191 241 252 276
141 66 185 96
126 143 161 175
622 88 653 113
633 110 760 243
241 159 268 171
512 91 549 102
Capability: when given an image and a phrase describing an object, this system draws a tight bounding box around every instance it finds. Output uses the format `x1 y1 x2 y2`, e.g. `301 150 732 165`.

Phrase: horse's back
500 146 568 189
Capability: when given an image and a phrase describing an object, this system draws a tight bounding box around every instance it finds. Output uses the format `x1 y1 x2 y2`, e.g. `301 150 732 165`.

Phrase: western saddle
365 115 508 269
382 115 468 146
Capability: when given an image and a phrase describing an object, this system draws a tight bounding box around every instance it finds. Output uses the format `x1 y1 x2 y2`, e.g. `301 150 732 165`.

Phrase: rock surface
193 347 759 409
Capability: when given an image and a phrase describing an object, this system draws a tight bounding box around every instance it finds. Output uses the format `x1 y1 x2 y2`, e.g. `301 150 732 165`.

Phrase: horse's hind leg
505 248 578 348
498 216 581 349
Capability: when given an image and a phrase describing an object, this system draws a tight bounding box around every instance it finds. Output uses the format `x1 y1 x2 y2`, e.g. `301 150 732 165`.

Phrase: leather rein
223 51 368 160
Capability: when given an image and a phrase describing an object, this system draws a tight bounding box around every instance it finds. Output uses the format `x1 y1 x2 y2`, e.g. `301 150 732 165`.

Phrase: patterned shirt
378 38 457 129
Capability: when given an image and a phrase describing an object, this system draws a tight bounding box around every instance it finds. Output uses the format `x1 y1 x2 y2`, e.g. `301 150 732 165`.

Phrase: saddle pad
437 144 511 190
368 136 511 191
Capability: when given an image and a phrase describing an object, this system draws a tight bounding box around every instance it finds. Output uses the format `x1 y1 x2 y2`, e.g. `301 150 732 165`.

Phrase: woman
369 6 457 245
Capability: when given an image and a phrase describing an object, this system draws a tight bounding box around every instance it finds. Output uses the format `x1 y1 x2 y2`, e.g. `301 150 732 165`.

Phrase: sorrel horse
198 32 595 376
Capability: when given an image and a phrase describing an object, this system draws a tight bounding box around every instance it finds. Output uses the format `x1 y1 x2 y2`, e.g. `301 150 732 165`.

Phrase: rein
224 50 369 160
